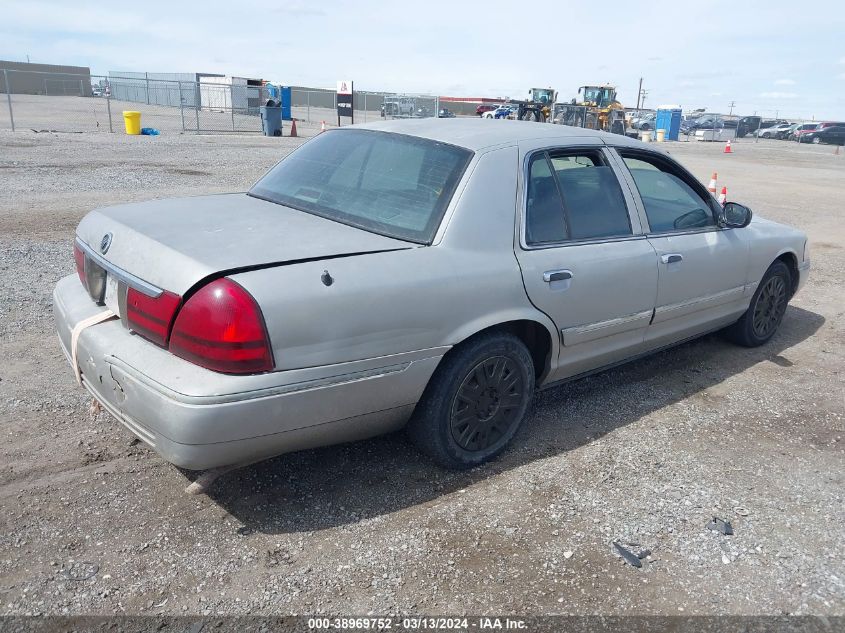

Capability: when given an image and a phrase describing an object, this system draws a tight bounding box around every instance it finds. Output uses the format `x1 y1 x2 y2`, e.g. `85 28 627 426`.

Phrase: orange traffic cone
724 139 732 154
289 119 297 137
320 121 326 133
718 186 727 206
707 172 718 195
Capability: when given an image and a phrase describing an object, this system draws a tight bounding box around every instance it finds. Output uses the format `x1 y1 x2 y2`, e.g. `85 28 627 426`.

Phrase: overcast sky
2 0 844 119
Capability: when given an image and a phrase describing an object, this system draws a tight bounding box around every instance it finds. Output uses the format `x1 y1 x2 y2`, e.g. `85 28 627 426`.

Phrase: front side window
250 129 472 244
525 149 632 244
620 153 715 233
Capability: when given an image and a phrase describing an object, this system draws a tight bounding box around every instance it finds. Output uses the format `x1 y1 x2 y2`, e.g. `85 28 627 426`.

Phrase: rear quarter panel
235 145 559 372
744 216 807 287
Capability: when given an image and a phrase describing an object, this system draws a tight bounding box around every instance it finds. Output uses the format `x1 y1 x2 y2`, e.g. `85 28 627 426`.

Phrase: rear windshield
249 129 473 244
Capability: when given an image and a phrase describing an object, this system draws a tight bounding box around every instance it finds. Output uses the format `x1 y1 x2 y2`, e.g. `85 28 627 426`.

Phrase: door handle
661 253 683 264
543 269 573 283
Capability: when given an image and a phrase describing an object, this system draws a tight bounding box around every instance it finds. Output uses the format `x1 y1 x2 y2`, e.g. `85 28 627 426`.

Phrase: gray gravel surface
0 130 842 616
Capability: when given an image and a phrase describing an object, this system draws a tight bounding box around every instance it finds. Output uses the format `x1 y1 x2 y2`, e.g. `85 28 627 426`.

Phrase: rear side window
525 150 632 244
620 153 715 233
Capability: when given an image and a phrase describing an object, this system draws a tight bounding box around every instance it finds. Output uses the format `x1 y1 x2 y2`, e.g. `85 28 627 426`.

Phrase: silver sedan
54 119 810 471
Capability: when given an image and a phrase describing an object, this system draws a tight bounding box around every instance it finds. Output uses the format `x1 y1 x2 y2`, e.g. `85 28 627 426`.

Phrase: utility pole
635 77 643 111
729 100 736 116
640 89 649 110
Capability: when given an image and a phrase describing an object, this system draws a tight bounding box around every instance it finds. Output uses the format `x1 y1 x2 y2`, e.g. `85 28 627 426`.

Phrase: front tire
724 261 791 347
407 332 535 469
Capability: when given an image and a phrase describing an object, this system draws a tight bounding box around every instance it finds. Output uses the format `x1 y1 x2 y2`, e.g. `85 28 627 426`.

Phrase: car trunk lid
75 193 412 297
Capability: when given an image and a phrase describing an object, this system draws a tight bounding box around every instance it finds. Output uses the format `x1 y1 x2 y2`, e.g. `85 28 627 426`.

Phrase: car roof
353 117 642 151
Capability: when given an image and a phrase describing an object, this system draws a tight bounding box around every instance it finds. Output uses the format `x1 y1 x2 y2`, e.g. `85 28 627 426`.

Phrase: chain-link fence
0 69 454 135
0 69 279 134
288 89 445 124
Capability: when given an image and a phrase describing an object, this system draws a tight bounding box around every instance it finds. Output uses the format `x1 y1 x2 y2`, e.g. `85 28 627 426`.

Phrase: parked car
632 113 656 130
381 97 416 118
681 114 724 134
476 104 499 117
791 123 821 141
483 105 515 119
55 119 810 472
757 122 793 139
796 121 845 142
757 119 787 130
736 116 762 138
438 108 456 118
801 125 845 145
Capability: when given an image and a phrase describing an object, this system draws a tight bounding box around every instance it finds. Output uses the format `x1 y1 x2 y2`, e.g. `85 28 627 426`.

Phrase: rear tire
724 261 791 347
407 332 535 470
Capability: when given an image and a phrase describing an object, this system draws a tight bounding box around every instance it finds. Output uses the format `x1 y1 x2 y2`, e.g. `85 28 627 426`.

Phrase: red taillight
126 287 182 347
169 278 273 374
73 242 87 289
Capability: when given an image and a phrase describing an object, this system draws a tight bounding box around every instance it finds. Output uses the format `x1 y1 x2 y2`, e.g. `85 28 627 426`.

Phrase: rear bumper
53 274 444 470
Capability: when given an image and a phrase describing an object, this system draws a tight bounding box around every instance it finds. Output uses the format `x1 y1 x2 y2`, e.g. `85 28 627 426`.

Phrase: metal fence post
79 79 84 97
43 77 47 95
231 84 235 131
107 92 113 132
307 91 311 123
195 82 200 134
3 70 14 132
178 81 185 131
363 93 367 123
145 72 150 105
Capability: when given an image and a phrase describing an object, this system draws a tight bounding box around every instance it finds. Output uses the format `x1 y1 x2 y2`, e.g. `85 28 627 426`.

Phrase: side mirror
719 202 753 228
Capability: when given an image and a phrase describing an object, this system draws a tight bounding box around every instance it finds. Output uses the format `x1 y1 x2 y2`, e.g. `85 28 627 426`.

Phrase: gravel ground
0 130 842 617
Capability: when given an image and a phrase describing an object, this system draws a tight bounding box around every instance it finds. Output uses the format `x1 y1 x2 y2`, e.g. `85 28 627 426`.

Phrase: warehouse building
107 71 264 110
0 60 92 95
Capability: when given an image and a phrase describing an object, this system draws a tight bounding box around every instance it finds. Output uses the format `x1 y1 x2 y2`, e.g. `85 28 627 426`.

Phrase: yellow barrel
122 111 141 135
656 128 666 142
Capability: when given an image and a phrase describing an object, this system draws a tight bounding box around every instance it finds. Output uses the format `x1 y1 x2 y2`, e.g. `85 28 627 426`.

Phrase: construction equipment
516 88 557 123
559 85 626 133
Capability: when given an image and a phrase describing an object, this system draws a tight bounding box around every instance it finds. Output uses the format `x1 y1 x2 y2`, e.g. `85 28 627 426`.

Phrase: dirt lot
0 129 842 617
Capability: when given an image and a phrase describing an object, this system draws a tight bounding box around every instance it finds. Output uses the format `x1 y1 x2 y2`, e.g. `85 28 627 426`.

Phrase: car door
611 148 750 349
515 140 659 382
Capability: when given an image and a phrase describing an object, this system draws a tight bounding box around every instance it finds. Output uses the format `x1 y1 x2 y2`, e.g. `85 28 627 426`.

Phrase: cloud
679 80 695 87
774 78 795 85
760 91 797 99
